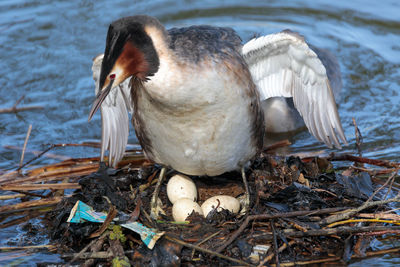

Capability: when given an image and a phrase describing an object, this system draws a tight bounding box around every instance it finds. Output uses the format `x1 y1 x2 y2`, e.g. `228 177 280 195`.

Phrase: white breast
136 58 258 176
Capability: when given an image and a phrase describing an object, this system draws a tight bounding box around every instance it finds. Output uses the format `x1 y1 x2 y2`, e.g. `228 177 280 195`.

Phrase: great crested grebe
89 15 347 218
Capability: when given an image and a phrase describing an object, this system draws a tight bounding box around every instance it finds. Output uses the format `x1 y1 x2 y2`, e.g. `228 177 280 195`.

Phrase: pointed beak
88 78 114 121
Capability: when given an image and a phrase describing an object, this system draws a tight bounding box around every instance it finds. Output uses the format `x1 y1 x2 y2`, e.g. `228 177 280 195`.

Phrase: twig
0 196 62 214
109 237 126 260
327 218 400 228
264 140 291 152
191 230 222 259
373 177 400 192
140 206 154 226
355 229 400 236
365 170 397 203
0 244 55 251
15 143 95 171
384 207 400 214
13 95 25 108
354 246 400 258
16 144 58 171
258 240 296 267
215 207 348 253
0 183 80 191
271 246 400 266
7 142 105 166
0 105 43 114
0 210 43 229
216 207 346 253
383 169 399 200
0 193 26 200
65 231 109 266
83 232 109 267
62 250 135 261
328 153 400 168
357 212 400 220
271 256 342 266
0 95 43 114
164 234 254 266
138 169 159 192
12 142 145 172
5 145 71 161
289 150 328 159
270 220 280 267
44 143 104 148
1 160 99 185
349 165 397 176
89 204 117 238
352 117 363 157
61 251 113 259
127 196 141 222
9 189 46 198
353 234 372 257
80 141 101 148
19 124 32 170
321 194 400 225
252 226 400 240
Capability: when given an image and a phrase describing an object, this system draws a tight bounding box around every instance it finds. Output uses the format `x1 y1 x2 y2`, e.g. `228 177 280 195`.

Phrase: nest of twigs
1 140 400 266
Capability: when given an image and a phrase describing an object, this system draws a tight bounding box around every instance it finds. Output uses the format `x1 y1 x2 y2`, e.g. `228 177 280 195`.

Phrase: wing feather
92 54 132 167
242 30 347 148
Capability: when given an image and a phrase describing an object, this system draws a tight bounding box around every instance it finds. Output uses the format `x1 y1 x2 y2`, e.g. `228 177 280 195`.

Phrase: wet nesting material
35 152 400 266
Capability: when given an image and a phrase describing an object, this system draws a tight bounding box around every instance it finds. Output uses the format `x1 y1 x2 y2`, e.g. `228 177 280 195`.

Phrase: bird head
88 15 160 121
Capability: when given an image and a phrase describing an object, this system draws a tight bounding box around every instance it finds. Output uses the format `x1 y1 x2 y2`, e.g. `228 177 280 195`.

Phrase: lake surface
0 0 399 265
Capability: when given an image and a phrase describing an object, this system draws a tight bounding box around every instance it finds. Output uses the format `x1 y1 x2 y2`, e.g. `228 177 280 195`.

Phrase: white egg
201 195 240 217
172 198 203 222
167 174 197 204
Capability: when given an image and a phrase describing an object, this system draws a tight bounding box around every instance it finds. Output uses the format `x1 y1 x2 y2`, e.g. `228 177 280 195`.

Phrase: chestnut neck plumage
99 16 162 91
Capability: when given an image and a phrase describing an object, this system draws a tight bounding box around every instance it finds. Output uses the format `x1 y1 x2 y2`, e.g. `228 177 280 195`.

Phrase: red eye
109 74 116 80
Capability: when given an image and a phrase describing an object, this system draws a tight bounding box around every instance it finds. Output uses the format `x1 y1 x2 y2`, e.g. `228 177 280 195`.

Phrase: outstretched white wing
242 30 347 148
92 54 132 167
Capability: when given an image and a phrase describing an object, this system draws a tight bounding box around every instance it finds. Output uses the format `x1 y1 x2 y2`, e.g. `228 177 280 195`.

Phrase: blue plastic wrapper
67 200 164 249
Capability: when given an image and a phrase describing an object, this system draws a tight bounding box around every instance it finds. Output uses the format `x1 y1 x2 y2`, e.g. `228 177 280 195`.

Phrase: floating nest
0 141 400 266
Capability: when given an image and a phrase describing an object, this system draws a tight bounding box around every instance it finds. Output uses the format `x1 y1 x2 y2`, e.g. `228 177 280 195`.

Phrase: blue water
0 0 399 265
